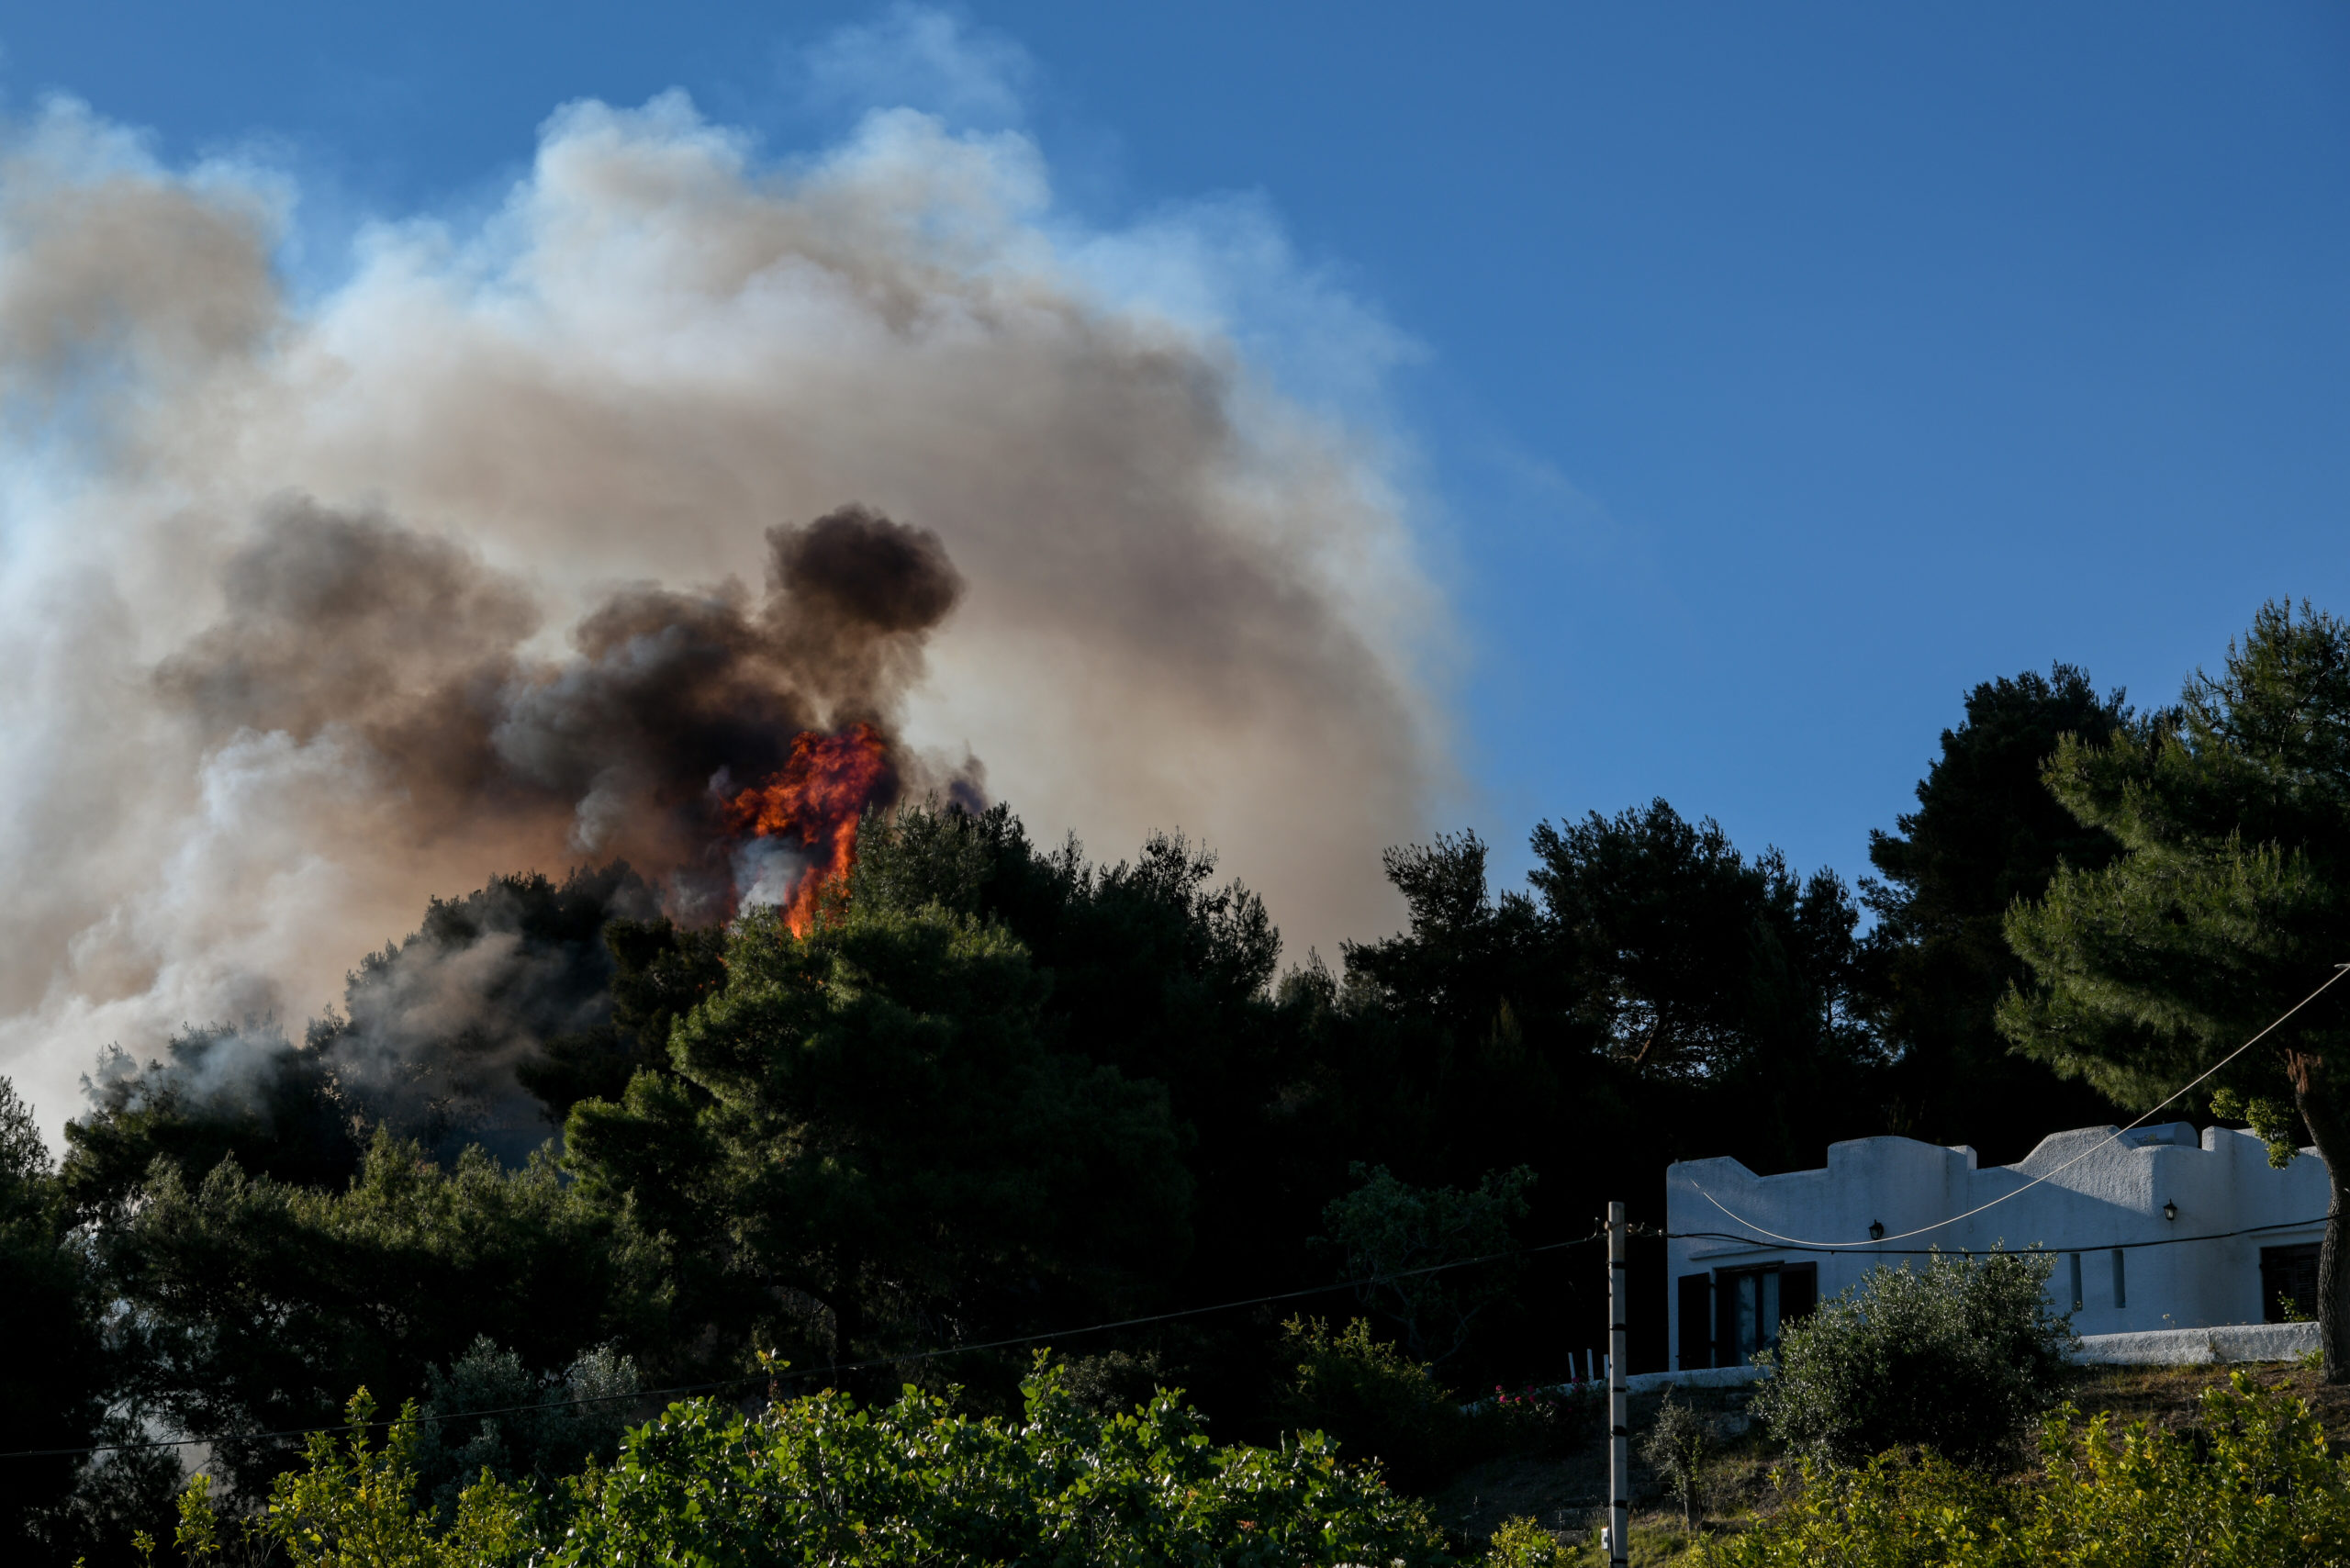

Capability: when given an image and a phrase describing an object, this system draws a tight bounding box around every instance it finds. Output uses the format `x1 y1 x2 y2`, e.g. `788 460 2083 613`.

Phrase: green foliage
181 1362 1448 1567
518 913 728 1120
175 1391 536 1568
1272 1316 1465 1493
1640 1390 1716 1527
409 1337 640 1519
1694 1447 2018 1567
2210 1086 2304 1169
1484 1514 1572 1566
1528 801 1868 1092
1698 1374 2350 1568
1749 1251 2077 1470
850 806 1289 1303
1856 666 2131 1156
565 894 1192 1375
0 1077 123 1552
70 868 659 1203
104 1129 670 1499
1999 600 2350 1372
1320 1162 1534 1361
1479 1380 1600 1456
63 1025 364 1218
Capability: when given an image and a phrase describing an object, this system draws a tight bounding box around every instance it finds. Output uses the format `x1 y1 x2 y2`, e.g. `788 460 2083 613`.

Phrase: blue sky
7 2 2345 902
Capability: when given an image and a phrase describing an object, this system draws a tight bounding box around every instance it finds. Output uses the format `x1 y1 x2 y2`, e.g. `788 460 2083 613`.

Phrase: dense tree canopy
1860 666 2133 1158
565 894 1194 1375
24 619 2346 1559
2002 602 2350 1379
0 1081 111 1549
102 1132 671 1498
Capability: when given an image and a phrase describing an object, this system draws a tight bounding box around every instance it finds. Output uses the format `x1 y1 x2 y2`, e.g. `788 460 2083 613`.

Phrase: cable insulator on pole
1608 1199 1629 1568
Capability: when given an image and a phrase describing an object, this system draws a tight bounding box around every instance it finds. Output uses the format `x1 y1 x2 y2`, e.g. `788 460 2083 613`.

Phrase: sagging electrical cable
1668 1212 2329 1256
1690 962 2350 1249
0 1230 1611 1462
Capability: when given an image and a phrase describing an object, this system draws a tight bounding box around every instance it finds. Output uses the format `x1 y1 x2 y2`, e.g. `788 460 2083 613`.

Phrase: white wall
1664 1124 2329 1368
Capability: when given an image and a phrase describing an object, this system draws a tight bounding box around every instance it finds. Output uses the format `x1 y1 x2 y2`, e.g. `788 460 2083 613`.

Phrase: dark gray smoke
0 91 1449 1148
157 496 969 920
88 866 659 1165
96 498 968 1157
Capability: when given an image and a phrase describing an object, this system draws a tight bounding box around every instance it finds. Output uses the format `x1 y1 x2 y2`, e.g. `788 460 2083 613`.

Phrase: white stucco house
1664 1123 2330 1372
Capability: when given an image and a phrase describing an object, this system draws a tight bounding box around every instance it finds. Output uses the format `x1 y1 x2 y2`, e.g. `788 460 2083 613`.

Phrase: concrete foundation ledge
1470 1323 2314 1415
2073 1321 2318 1365
1625 1365 1768 1394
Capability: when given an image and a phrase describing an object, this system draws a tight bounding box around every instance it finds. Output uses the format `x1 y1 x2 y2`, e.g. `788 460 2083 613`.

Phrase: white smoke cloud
0 51 1450 1147
793 4 1036 130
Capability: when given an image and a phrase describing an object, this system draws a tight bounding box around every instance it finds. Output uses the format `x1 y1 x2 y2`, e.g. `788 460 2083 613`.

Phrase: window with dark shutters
1677 1273 1712 1370
2260 1244 2320 1324
1778 1262 1817 1327
1712 1263 1804 1363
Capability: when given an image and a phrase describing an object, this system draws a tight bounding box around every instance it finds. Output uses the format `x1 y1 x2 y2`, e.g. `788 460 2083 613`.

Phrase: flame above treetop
723 722 893 934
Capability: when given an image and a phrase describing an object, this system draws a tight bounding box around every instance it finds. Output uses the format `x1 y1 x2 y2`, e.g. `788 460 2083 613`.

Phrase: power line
9 1208 2325 1466
1692 962 2350 1249
0 1231 1607 1462
1668 1212 2329 1257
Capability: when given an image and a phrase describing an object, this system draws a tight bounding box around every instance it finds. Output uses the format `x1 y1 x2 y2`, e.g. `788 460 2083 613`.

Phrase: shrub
1484 1513 1572 1566
1640 1389 1716 1526
1749 1249 2076 1469
1698 1373 2350 1568
1273 1315 1465 1491
1693 1447 2016 1568
409 1336 640 1518
2013 1372 2350 1564
1319 1163 1535 1361
1482 1378 1601 1455
174 1358 1450 1566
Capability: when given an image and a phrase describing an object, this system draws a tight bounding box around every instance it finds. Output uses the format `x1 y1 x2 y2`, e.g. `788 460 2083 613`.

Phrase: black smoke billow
68 866 711 1193
77 498 970 1186
157 496 969 918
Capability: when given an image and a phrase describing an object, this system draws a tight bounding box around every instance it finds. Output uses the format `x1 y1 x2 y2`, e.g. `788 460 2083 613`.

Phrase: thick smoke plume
0 84 1449 1144
156 496 966 920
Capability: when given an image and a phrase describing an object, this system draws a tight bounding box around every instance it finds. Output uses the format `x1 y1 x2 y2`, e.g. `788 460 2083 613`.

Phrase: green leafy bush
175 1358 1449 1567
1749 1250 2076 1468
1641 1389 1717 1527
1699 1374 2350 1568
1483 1514 1572 1565
1273 1315 1467 1491
409 1337 640 1518
1479 1379 1600 1456
1319 1163 1534 1361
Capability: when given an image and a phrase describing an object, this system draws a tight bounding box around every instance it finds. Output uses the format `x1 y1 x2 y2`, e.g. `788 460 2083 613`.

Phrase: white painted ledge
2073 1322 2318 1365
1477 1323 2317 1412
1625 1365 1768 1394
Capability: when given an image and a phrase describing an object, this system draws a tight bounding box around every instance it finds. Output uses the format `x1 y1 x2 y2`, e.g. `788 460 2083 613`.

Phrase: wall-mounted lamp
1868 1219 1886 1240
2163 1201 2178 1222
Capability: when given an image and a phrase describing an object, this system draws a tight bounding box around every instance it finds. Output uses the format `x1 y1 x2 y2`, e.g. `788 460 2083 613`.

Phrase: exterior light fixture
1868 1219 1886 1240
2163 1201 2177 1222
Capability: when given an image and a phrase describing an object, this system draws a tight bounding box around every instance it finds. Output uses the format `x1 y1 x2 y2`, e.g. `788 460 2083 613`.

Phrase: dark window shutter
1779 1262 1818 1327
2260 1244 2321 1324
1677 1274 1712 1370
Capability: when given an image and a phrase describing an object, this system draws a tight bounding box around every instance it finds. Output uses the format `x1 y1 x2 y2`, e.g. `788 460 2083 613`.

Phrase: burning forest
157 495 970 924
0 94 1444 1151
0 83 1467 1562
90 498 976 1159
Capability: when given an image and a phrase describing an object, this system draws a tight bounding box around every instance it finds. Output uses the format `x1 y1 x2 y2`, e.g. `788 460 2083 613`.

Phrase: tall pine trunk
2288 1050 2350 1383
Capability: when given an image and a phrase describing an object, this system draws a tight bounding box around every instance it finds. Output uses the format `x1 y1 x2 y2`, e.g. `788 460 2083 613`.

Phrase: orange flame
723 722 891 934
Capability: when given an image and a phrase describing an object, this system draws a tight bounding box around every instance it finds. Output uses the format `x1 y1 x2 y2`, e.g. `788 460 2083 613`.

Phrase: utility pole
1608 1199 1628 1568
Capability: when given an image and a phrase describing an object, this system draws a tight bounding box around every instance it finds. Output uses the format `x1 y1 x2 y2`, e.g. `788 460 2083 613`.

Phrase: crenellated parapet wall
1663 1124 2329 1371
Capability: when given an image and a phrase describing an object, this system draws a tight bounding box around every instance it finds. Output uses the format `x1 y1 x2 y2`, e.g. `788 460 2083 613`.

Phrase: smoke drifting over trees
157 497 968 919
0 93 1446 1134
